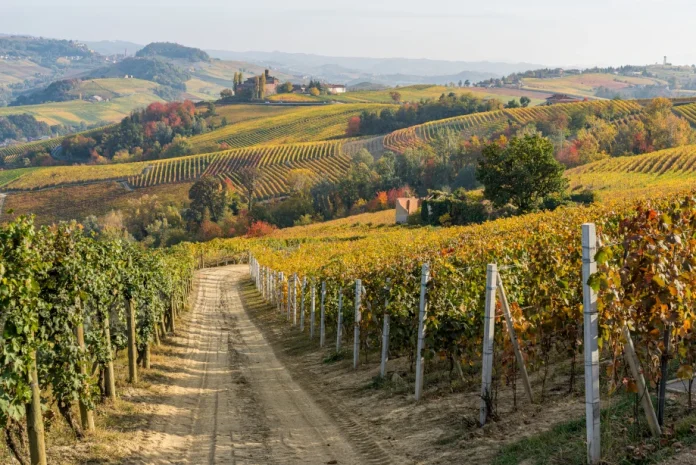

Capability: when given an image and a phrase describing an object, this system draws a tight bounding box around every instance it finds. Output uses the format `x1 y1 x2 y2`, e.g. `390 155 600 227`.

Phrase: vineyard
383 99 645 153
566 144 696 197
0 124 114 165
0 216 198 465
129 140 348 198
187 103 395 150
673 102 696 126
196 182 696 463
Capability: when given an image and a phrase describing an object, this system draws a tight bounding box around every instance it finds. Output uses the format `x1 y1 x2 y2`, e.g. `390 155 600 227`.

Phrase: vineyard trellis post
27 346 47 465
278 272 284 314
380 278 391 379
169 295 176 333
354 279 362 369
103 313 117 401
336 288 343 351
292 273 298 325
310 282 316 339
300 277 307 331
496 273 534 404
76 322 96 432
622 325 661 437
480 263 497 426
127 297 139 384
320 281 327 347
582 223 601 464
415 264 430 401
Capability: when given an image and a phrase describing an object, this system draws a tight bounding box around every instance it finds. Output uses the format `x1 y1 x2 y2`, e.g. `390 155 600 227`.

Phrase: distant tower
664 56 667 66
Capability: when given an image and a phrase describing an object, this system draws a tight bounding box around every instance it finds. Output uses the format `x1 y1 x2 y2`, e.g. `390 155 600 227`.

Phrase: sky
2 0 695 67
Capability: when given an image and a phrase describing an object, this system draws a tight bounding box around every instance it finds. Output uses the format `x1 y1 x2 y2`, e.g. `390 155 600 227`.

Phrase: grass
4 161 149 190
203 103 298 127
0 92 164 126
267 93 323 103
0 167 36 187
492 393 696 465
318 85 551 106
187 103 395 150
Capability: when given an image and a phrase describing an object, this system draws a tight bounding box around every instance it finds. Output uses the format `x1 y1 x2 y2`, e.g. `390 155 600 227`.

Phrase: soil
120 265 363 464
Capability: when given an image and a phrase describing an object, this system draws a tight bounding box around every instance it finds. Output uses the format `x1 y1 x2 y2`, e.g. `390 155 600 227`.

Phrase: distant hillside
10 78 82 106
137 42 210 62
84 40 143 56
0 36 93 64
89 57 191 89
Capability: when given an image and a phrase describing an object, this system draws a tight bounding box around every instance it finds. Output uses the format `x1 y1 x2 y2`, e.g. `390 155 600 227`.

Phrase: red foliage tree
246 220 277 238
346 116 361 137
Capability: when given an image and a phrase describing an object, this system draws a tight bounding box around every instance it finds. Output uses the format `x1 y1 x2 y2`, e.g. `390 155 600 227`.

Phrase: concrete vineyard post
353 279 362 370
380 278 391 379
415 264 430 401
480 263 497 426
300 277 307 331
320 281 327 347
292 273 298 325
497 274 534 404
622 325 662 437
310 282 316 339
76 323 95 432
336 288 343 351
26 348 47 465
278 272 284 313
582 223 601 464
127 297 138 384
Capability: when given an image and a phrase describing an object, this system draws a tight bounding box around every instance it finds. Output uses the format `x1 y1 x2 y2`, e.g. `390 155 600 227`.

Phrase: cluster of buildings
235 70 346 97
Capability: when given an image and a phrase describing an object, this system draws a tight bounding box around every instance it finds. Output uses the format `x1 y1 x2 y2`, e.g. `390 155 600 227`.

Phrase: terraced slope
673 102 696 127
566 144 696 198
187 104 395 150
0 124 116 165
384 100 644 153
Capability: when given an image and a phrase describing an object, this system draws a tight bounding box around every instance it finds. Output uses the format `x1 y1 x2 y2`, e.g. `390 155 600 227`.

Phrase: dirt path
129 265 362 465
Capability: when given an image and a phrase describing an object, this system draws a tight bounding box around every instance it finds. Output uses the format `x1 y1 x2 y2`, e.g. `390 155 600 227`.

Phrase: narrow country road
128 265 362 465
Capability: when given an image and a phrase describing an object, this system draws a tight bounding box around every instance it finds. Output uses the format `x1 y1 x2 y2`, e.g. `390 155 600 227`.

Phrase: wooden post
127 297 138 384
169 295 176 333
336 288 343 352
415 264 430 401
278 272 284 314
480 263 497 426
497 274 534 404
26 350 47 465
320 281 327 347
103 314 117 401
582 223 601 463
310 282 316 339
623 325 661 437
144 343 151 370
300 277 307 331
380 278 391 378
353 279 362 370
292 274 298 326
76 323 95 432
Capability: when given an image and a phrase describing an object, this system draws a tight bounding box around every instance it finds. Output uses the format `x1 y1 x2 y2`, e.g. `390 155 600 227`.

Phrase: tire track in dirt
127 265 365 464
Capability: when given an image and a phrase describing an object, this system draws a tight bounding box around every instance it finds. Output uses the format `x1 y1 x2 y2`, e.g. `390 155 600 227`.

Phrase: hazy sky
2 0 694 67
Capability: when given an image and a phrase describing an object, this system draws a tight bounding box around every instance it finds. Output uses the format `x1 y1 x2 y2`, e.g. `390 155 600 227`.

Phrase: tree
309 87 321 97
279 81 294 93
476 134 567 212
188 177 230 223
506 99 520 109
464 80 471 87
390 91 402 103
259 72 267 99
239 166 261 211
286 168 315 195
220 88 234 99
520 96 531 107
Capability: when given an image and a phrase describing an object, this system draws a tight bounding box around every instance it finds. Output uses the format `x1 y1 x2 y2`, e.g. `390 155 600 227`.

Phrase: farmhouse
236 69 281 96
326 84 347 94
545 94 583 105
395 197 420 224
